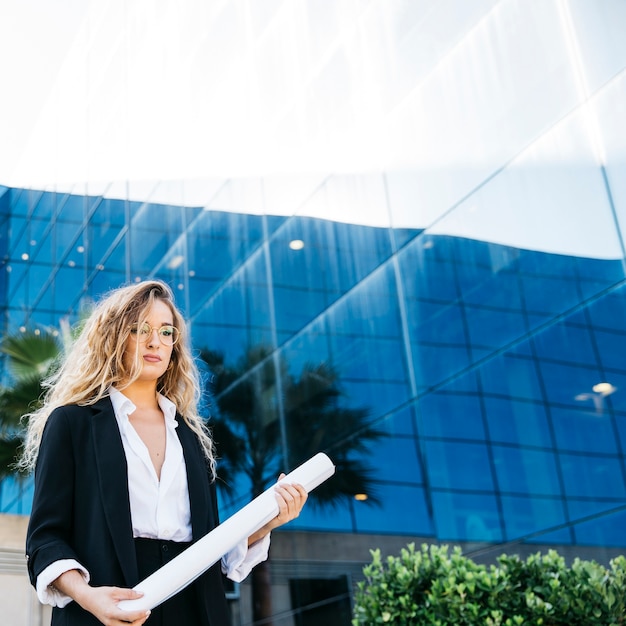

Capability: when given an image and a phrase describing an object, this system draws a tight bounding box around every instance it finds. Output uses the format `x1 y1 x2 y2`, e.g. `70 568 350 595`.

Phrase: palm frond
0 331 60 380
0 375 46 427
0 437 24 481
202 344 386 508
0 329 63 482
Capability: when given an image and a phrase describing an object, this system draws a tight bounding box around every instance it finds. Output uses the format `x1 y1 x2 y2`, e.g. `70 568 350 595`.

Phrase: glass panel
341 379 408 419
87 221 125 268
559 453 626 499
26 264 55 310
479 354 543 402
533 322 597 366
290 501 354 532
7 188 29 216
30 191 54 218
7 264 29 310
551 406 619 454
432 491 502 542
355 485 433 535
425 441 494 491
88 269 127 301
465 304 527 353
55 218 83 262
492 446 562 497
569 502 626 546
58 194 84 222
98 233 127 273
195 272 273 370
365 434 422 485
417 392 486 441
500 495 569 543
388 0 580 224
599 74 626 241
483 397 552 448
51 265 85 311
129 204 181 273
26 218 54 264
569 0 626 93
539 361 604 409
279 322 332 377
0 476 35 514
186 209 265 315
269 212 393 342
88 197 127 225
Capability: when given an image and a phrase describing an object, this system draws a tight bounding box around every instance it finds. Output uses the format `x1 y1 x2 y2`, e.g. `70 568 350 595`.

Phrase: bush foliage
352 543 626 625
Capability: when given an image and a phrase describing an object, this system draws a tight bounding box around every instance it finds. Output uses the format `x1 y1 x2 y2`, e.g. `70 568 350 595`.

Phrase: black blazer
26 397 231 626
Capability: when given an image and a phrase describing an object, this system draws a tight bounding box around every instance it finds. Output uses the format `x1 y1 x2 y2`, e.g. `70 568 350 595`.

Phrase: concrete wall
0 514 50 626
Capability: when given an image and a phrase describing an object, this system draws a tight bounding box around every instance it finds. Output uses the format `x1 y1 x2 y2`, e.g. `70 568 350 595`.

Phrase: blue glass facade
1 169 626 552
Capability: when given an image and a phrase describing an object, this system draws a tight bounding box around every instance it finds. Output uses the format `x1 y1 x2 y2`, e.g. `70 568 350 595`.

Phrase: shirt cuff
221 534 271 583
36 559 90 607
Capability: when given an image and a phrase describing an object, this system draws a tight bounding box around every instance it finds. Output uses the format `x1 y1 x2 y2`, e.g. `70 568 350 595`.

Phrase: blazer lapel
91 397 139 586
176 417 214 540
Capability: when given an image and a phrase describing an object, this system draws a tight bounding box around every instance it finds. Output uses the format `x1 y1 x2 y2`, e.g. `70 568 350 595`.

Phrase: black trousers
134 538 204 625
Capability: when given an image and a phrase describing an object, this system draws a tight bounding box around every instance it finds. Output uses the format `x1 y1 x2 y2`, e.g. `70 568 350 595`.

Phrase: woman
23 280 307 625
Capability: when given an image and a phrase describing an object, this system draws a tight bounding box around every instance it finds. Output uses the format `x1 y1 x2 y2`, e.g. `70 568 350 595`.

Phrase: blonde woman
23 280 307 626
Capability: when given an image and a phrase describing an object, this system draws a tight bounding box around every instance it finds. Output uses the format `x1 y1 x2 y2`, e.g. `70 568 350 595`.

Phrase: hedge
352 543 626 625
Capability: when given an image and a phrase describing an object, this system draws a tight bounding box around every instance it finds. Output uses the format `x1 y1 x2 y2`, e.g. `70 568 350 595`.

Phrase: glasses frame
129 323 180 346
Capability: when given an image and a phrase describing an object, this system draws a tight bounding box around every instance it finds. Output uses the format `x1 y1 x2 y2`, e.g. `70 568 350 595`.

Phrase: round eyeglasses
129 323 180 346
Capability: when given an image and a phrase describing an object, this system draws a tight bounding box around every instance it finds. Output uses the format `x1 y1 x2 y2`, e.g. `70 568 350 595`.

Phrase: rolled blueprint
119 452 335 612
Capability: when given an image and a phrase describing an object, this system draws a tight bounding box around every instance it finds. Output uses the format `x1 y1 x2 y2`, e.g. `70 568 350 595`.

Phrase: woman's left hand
273 473 308 527
247 474 309 546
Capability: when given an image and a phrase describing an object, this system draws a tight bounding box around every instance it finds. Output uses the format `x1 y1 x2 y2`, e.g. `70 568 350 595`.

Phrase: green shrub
352 543 626 625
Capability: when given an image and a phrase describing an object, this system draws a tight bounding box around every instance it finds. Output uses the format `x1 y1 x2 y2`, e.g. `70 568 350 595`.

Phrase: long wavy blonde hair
19 280 216 478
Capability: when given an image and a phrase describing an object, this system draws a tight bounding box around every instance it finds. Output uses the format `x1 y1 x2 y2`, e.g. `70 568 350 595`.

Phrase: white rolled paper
119 452 335 612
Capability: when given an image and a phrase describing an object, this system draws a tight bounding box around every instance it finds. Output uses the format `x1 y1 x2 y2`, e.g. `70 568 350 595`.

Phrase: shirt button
162 529 171 538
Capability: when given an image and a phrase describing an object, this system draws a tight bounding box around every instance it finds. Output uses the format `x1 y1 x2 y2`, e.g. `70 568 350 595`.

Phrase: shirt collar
156 393 178 425
110 387 178 428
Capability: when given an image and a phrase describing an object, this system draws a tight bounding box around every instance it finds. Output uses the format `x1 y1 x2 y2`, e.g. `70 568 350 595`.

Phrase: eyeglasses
129 323 180 346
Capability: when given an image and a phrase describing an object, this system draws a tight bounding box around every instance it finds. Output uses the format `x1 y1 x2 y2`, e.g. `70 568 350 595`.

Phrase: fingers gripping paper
119 452 335 612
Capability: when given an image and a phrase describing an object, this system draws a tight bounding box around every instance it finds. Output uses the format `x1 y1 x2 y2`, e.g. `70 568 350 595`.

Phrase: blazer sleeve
26 407 84 586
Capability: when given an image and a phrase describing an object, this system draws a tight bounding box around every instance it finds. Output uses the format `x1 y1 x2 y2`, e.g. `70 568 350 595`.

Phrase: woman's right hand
76 585 151 625
53 570 151 625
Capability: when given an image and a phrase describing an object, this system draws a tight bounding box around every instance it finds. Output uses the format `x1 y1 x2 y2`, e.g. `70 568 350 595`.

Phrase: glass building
3 160 626 546
1 1 626 624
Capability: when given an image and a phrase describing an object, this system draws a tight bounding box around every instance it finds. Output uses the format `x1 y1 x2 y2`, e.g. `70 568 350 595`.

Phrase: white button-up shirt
36 389 270 607
112 388 193 542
